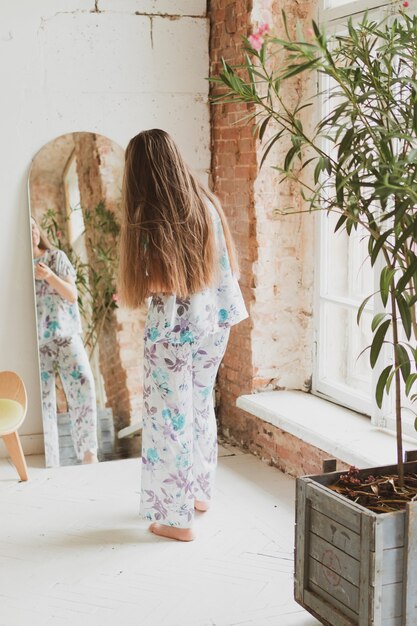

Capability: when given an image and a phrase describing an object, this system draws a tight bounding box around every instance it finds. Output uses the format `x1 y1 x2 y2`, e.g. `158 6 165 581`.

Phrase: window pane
64 156 84 245
319 301 372 397
323 212 373 302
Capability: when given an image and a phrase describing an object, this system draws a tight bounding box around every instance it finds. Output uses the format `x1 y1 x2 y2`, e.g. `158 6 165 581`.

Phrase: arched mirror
29 132 145 467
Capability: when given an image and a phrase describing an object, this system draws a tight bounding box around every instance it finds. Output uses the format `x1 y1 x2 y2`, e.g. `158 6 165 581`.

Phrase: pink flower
56 231 62 239
306 27 314 37
249 34 263 51
258 23 270 36
112 293 119 302
403 1 409 6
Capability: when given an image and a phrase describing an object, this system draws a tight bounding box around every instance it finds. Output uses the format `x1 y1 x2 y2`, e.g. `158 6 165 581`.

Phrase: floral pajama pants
39 335 98 467
140 327 230 528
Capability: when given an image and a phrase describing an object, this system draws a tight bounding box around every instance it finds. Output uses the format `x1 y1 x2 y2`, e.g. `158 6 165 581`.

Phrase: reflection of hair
31 217 53 250
119 129 238 308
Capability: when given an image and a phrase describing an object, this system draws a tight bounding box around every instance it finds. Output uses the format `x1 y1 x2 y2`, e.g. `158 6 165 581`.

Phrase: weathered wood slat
306 481 361 533
404 450 417 462
381 582 403 619
309 581 359 623
310 508 361 560
304 589 357 626
322 459 337 473
372 517 385 624
370 547 404 588
309 532 360 587
381 511 405 550
381 618 403 626
403 501 417 625
308 556 360 614
358 513 372 624
294 477 308 604
383 548 404 586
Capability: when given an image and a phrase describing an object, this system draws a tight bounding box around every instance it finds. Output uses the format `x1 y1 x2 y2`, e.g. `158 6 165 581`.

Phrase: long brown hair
118 129 238 308
31 217 53 250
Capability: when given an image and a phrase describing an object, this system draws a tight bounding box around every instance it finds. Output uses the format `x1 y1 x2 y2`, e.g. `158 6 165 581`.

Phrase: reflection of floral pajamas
139 200 248 527
39 335 98 468
140 328 230 527
34 248 98 467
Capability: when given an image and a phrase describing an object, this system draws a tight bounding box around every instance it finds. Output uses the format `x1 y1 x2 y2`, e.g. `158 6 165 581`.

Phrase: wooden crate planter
294 459 417 626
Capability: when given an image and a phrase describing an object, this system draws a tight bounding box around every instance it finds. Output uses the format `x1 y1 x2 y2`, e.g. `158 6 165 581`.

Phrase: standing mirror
29 132 145 467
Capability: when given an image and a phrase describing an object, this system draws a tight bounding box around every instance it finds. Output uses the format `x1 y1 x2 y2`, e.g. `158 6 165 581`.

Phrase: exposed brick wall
209 0 258 438
210 0 319 476
222 408 349 477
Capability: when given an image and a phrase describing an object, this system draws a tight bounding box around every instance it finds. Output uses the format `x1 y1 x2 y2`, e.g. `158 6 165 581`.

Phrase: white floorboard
0 444 320 626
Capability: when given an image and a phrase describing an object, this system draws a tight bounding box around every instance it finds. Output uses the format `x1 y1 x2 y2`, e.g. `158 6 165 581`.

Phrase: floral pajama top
144 200 248 344
34 249 82 346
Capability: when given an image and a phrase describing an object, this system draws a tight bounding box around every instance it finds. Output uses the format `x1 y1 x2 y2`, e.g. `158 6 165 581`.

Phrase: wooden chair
0 371 28 481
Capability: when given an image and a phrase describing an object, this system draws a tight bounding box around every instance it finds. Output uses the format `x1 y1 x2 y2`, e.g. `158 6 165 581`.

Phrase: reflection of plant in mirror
40 201 120 353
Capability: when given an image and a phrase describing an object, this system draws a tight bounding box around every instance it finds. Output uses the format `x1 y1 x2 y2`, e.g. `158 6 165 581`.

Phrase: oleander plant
213 3 417 493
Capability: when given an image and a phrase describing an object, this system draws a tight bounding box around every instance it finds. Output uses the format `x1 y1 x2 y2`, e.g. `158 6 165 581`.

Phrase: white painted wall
0 0 209 454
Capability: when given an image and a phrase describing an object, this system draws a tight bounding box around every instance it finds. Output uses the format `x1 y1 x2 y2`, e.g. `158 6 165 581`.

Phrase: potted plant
213 5 417 624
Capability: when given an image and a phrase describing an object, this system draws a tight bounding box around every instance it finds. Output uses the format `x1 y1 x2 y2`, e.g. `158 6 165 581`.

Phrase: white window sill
236 390 417 469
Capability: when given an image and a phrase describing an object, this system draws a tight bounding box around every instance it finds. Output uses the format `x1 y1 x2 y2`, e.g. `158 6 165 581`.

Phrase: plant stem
390 282 405 487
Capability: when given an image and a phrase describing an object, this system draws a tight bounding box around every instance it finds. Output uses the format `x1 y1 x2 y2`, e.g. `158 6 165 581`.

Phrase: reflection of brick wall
74 133 144 431
99 307 146 431
210 1 317 475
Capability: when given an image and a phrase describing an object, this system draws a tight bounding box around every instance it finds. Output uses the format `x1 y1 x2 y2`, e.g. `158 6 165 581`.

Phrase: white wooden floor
0 444 320 626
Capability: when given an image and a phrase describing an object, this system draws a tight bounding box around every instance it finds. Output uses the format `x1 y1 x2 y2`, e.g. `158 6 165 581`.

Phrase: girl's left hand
35 262 53 281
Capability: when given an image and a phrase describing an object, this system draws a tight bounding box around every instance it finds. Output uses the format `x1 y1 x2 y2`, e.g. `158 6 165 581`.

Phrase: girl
31 218 98 467
119 129 248 541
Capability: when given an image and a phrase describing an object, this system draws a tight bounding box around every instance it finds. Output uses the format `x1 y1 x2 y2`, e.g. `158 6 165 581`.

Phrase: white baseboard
0 433 44 458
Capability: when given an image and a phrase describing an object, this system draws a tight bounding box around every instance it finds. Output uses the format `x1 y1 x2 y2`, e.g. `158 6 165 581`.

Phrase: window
63 152 85 250
313 0 417 438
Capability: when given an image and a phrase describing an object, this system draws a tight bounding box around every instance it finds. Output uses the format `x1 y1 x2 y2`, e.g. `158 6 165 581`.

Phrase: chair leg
2 432 28 481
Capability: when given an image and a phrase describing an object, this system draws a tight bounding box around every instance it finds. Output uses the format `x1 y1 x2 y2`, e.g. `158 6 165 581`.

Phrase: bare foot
82 450 98 464
149 522 195 542
195 500 210 512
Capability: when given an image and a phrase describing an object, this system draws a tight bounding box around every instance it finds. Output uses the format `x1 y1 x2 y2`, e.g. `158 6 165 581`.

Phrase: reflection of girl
119 129 248 541
31 218 98 467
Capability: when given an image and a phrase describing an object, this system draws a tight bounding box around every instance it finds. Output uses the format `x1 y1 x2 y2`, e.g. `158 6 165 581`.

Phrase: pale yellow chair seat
0 372 28 481
0 399 25 433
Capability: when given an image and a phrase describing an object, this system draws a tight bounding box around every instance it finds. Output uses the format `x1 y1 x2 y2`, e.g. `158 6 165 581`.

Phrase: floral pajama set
35 249 98 467
140 202 248 527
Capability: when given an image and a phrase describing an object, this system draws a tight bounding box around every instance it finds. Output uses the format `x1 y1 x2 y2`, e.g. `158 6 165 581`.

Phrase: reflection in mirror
29 132 145 467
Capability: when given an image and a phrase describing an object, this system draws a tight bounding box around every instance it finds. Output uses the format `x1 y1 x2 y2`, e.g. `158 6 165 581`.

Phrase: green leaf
279 58 318 80
376 365 392 408
396 293 412 340
334 213 347 232
338 127 354 158
258 115 271 141
406 373 417 397
406 148 417 164
380 267 396 308
370 319 391 368
387 370 396 394
357 293 374 324
370 230 391 267
260 130 285 169
284 145 299 172
397 261 417 294
396 344 411 383
371 312 389 332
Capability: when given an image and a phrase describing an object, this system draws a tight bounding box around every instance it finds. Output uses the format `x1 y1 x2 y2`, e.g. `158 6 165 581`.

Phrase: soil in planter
328 466 417 513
